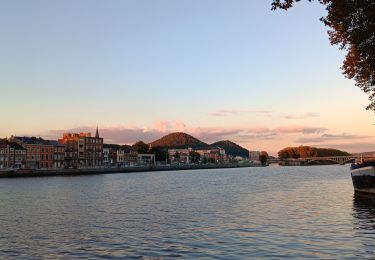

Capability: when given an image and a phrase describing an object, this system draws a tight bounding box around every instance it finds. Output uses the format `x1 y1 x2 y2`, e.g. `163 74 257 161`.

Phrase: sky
1 0 375 155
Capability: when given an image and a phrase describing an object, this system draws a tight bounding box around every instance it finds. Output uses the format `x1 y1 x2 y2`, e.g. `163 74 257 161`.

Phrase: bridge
269 155 361 165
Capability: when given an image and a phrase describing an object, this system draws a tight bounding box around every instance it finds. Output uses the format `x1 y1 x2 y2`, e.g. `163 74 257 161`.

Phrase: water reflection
353 192 375 228
352 192 375 258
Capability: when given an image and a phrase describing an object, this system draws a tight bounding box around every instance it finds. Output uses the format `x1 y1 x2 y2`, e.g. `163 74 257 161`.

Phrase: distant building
0 139 26 169
59 127 103 168
168 148 192 164
167 147 226 164
249 151 261 161
138 153 155 165
59 133 80 168
103 144 120 167
117 145 138 167
194 147 226 163
10 136 54 169
47 140 65 168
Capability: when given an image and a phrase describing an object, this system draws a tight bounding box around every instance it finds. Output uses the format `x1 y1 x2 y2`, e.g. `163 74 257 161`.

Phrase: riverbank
0 163 254 178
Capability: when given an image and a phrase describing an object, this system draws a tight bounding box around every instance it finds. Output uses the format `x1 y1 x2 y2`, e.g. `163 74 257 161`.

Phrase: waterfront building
249 151 261 161
194 147 226 163
103 148 111 166
59 133 80 168
58 127 103 168
168 148 192 164
47 140 65 168
117 145 138 167
103 144 120 167
10 136 54 169
138 153 155 166
0 139 26 169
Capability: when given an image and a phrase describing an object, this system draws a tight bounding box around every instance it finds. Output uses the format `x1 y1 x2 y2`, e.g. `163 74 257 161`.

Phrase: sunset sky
1 0 375 155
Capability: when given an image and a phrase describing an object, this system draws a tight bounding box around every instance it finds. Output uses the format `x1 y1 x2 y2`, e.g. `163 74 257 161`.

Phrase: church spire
95 125 99 138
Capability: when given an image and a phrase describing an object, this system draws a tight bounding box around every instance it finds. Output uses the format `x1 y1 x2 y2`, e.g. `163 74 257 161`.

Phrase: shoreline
0 163 255 178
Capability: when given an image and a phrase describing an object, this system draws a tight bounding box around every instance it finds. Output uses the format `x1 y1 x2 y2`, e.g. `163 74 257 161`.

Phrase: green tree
132 141 149 154
149 147 168 162
272 0 375 110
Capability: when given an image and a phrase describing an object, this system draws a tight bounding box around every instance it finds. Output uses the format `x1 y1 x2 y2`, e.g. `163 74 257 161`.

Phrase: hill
210 140 249 158
150 132 208 148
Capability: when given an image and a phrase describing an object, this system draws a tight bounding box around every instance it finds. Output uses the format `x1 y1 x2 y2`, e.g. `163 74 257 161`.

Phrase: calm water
1 165 375 259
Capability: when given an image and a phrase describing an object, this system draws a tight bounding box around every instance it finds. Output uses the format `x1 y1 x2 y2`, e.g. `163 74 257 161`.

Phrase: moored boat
351 159 375 194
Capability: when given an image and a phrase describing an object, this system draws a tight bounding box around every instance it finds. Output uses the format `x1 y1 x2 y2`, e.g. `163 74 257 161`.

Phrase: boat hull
351 162 375 194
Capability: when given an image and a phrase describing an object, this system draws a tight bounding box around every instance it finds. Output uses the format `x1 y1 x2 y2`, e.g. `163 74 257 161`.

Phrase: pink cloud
274 126 327 134
284 112 319 120
208 109 272 117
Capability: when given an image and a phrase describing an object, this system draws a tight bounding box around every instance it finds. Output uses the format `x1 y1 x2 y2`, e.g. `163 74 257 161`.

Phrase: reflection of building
10 136 54 169
117 145 138 167
0 139 26 169
59 127 103 168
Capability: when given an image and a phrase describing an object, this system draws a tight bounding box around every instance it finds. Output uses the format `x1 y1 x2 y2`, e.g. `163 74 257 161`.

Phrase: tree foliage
189 151 201 163
278 146 350 159
272 0 375 110
132 141 149 154
260 151 269 165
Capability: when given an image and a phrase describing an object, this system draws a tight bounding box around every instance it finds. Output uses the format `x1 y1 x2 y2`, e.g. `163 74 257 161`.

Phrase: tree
149 147 168 162
260 151 269 165
189 151 200 163
132 141 149 154
272 0 375 110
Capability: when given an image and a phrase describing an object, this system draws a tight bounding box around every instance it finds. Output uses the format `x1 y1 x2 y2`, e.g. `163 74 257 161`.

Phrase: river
0 165 374 259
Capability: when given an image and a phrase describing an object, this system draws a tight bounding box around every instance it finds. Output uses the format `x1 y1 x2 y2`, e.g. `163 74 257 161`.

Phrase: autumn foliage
278 146 350 159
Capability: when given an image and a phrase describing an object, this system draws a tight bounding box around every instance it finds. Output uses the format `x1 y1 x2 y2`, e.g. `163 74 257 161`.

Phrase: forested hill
150 132 208 148
210 140 249 158
278 146 351 159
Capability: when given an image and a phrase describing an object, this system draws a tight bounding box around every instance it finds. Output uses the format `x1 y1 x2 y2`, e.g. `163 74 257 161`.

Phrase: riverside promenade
0 163 252 178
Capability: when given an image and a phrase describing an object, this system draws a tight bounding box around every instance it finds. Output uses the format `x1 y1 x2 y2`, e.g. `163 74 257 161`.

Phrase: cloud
208 109 272 117
274 126 327 134
43 122 330 149
46 126 164 144
318 143 375 154
284 112 319 120
190 128 243 143
297 133 372 143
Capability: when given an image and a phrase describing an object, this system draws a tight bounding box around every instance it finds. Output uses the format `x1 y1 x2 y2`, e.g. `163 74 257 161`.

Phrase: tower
95 125 99 138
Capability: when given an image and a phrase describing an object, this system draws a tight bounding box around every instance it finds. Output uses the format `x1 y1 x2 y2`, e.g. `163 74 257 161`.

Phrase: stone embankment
0 163 253 178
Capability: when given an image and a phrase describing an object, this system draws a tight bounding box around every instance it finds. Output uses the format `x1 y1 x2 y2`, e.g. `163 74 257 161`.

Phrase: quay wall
0 164 252 178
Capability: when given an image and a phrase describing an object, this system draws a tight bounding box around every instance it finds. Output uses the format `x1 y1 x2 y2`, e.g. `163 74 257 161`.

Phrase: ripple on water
0 166 375 258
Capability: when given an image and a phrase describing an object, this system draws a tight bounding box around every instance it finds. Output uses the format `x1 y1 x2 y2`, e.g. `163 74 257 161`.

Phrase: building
117 145 138 167
103 144 120 167
59 127 103 168
138 153 155 166
10 136 54 169
47 140 65 168
194 147 226 163
59 133 80 168
0 139 26 169
168 148 192 164
249 151 261 161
